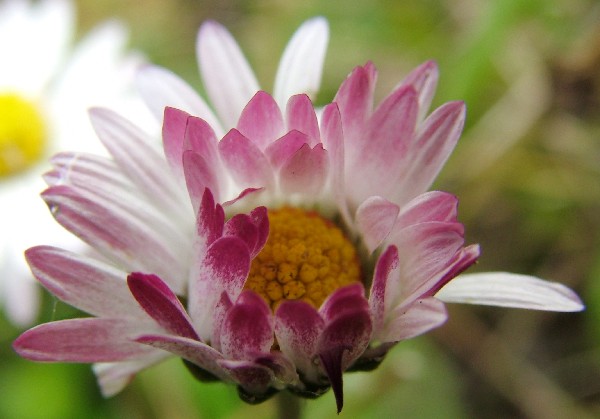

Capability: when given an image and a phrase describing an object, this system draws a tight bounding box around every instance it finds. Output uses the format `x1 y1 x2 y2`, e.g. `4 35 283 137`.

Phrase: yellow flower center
0 93 47 177
246 207 362 310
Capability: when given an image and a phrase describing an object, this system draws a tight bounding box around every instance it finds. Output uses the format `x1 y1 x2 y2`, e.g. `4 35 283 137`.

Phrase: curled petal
436 272 585 312
355 196 399 253
237 91 284 150
279 143 329 196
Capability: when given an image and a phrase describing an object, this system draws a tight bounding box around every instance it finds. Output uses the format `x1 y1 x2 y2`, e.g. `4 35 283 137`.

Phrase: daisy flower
0 0 151 325
13 18 583 413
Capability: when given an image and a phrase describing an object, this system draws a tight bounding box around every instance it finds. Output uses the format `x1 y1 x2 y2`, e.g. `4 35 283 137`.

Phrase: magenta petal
355 196 400 253
218 359 274 396
319 282 366 321
285 94 320 146
211 292 233 352
279 143 329 196
218 129 274 190
249 206 269 257
237 91 284 150
369 245 399 337
264 130 308 170
127 273 199 340
395 191 458 229
382 297 447 342
195 188 225 252
274 300 324 380
223 213 259 257
220 291 273 360
162 107 190 177
136 334 229 381
183 151 220 214
319 347 346 414
25 246 146 319
14 318 155 362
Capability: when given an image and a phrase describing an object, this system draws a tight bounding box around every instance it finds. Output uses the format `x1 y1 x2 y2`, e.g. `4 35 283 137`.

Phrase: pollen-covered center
0 93 47 176
245 207 361 310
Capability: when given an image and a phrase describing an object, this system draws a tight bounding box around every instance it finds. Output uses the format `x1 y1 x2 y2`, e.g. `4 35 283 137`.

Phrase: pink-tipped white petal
355 196 400 253
273 17 329 108
89 107 188 217
127 273 199 340
136 65 224 136
237 91 284 150
436 272 585 312
93 351 170 397
379 297 447 343
197 20 260 129
369 246 399 337
395 191 458 229
136 334 230 381
391 101 466 206
25 246 146 319
183 151 220 214
13 318 157 362
218 129 274 190
265 130 309 170
189 236 251 341
398 60 439 122
162 106 190 178
219 291 274 361
285 94 321 146
279 143 329 196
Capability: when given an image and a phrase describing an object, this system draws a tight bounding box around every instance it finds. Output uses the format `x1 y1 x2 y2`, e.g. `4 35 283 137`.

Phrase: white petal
436 272 584 312
273 17 329 109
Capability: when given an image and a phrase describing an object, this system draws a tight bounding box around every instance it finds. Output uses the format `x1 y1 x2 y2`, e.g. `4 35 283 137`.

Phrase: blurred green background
2 0 600 417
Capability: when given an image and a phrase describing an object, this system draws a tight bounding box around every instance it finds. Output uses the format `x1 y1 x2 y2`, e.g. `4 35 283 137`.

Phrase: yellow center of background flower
0 93 47 177
245 207 361 310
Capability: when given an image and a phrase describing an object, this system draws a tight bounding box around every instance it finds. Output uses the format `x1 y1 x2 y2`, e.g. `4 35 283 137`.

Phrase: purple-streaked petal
264 130 309 170
189 236 251 340
195 188 225 253
285 94 320 146
211 292 233 352
197 20 260 129
279 143 329 196
395 191 458 229
136 65 224 136
223 213 259 257
93 351 169 397
390 101 466 206
89 107 188 218
237 91 284 150
42 185 190 294
398 60 439 122
274 300 324 381
218 129 274 190
220 291 274 360
14 318 156 362
436 272 585 312
127 273 199 340
355 196 400 253
249 206 269 257
379 297 447 342
25 246 146 319
273 17 329 108
319 283 367 321
136 334 230 381
368 245 398 337
319 347 346 414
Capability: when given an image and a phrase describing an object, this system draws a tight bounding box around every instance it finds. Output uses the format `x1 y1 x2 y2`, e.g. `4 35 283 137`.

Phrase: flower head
13 18 583 413
0 0 150 325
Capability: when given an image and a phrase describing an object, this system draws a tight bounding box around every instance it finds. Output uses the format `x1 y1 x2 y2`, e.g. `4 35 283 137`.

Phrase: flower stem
276 391 302 419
